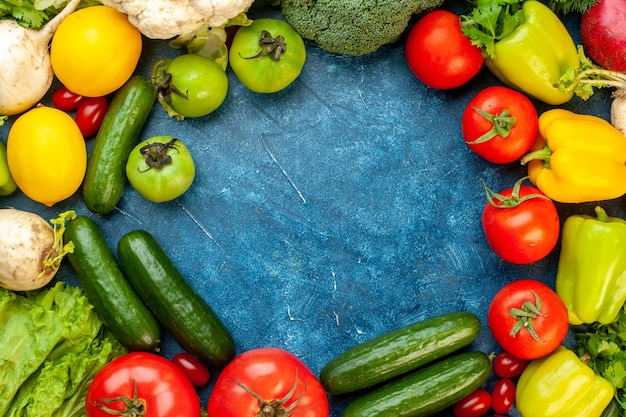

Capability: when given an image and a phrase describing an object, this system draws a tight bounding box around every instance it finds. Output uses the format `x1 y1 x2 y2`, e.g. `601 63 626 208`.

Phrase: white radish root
0 0 82 116
611 89 626 136
0 209 75 291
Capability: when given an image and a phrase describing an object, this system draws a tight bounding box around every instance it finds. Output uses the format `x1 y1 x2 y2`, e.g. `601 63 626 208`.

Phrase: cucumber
320 311 481 394
82 75 156 214
341 351 492 417
64 215 161 352
117 229 236 368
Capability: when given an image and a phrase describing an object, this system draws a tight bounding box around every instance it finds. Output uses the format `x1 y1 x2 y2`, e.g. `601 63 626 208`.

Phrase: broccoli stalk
278 0 446 56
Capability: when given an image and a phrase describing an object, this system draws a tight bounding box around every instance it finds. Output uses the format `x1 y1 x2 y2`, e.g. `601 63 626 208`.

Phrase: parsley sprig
574 307 626 414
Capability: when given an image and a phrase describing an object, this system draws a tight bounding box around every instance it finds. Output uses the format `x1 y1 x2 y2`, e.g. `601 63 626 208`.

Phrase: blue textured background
2 0 621 415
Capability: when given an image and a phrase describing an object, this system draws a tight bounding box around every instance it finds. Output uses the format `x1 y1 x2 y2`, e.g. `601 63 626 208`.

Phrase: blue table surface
2 1 620 416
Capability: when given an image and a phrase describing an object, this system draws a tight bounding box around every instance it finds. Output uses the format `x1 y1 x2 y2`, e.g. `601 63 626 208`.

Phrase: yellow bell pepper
521 109 626 203
516 346 613 417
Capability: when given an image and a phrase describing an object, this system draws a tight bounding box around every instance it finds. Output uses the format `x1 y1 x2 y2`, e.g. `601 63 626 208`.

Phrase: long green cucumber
341 351 492 417
64 215 161 352
82 75 156 214
320 311 481 394
117 229 236 368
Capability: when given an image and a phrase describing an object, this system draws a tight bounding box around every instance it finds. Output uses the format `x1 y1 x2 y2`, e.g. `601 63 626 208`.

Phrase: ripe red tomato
172 352 211 387
462 86 538 163
453 388 491 417
481 178 559 264
51 86 85 111
86 352 201 417
405 10 484 89
491 378 516 414
488 279 569 360
207 347 329 417
75 96 108 138
492 351 529 379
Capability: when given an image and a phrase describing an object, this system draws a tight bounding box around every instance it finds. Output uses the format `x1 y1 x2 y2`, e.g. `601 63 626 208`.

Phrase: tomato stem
91 380 146 416
509 290 546 343
240 30 287 61
482 176 549 209
466 107 516 144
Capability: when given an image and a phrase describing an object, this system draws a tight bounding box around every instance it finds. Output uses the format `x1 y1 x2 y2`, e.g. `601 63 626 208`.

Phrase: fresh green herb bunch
574 306 626 415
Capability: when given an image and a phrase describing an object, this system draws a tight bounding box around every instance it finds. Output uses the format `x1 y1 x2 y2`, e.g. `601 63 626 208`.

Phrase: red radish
581 0 626 72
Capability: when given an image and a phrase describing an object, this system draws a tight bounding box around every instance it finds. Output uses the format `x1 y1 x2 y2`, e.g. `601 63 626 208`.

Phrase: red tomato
488 279 569 360
462 86 538 163
51 86 85 111
492 351 529 379
481 178 559 264
491 378 516 414
453 388 491 417
405 10 484 89
86 352 200 417
172 352 211 387
75 96 108 138
207 347 329 417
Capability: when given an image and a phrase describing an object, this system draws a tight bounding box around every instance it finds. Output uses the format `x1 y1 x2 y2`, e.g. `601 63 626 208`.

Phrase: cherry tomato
488 279 569 360
492 351 529 379
154 54 228 119
86 352 200 417
405 10 484 89
207 347 329 417
481 178 560 264
75 96 108 138
491 378 516 414
229 19 306 93
462 86 538 163
126 136 196 203
51 86 85 111
453 388 491 417
172 352 211 387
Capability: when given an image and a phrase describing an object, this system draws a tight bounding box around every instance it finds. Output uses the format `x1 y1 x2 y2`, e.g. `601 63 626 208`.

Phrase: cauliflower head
100 0 255 39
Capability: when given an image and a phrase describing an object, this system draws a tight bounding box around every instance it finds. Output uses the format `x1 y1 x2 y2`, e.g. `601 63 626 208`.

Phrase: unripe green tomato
126 136 195 203
166 54 228 118
229 18 306 93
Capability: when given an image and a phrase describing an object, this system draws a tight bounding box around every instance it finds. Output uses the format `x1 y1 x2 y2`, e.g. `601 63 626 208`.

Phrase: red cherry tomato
453 388 491 417
462 86 538 164
75 96 108 137
405 10 484 89
493 351 529 378
51 86 85 111
488 279 569 360
491 378 516 414
172 352 211 387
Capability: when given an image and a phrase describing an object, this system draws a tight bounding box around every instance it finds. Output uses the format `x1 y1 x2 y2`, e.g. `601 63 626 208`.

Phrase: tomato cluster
51 86 108 138
453 352 529 417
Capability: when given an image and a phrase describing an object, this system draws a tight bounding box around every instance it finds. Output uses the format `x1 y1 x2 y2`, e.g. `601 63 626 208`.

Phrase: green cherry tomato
153 54 228 119
126 136 195 203
229 18 306 93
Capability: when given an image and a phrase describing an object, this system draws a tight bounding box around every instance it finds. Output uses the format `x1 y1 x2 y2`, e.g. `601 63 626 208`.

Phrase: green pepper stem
595 206 609 222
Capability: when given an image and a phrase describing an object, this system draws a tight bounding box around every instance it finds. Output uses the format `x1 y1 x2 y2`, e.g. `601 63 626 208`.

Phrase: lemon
50 5 142 97
7 106 87 207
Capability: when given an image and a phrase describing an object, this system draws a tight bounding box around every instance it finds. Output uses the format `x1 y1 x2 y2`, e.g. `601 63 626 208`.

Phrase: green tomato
154 54 228 119
229 18 306 93
126 136 195 203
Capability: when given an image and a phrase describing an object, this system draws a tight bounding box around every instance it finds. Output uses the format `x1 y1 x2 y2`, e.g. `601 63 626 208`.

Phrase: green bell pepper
0 141 16 196
461 0 579 105
516 346 613 417
555 206 626 325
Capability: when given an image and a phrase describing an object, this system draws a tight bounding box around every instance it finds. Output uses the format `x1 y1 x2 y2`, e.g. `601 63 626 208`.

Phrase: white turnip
0 0 82 116
581 0 626 72
0 209 76 291
612 89 626 135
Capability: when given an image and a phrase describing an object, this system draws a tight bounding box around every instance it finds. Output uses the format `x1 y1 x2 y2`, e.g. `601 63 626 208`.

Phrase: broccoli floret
279 0 445 56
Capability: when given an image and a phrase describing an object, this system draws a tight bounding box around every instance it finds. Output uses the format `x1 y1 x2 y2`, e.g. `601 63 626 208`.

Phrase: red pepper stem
520 145 552 167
